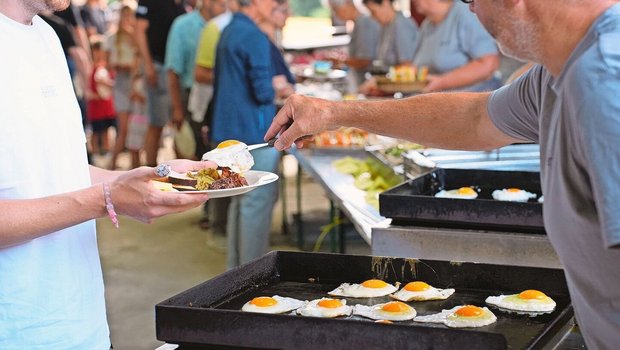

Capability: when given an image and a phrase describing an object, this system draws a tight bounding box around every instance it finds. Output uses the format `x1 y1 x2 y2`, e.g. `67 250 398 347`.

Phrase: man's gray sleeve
487 65 543 143
577 36 620 248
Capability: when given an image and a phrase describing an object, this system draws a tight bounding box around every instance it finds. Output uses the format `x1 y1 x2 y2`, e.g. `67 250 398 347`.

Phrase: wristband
103 182 119 229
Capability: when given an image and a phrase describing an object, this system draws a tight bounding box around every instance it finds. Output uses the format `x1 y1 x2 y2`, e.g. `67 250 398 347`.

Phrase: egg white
297 298 353 318
328 281 399 298
390 283 455 302
414 305 497 328
491 188 537 202
241 295 304 314
202 142 254 173
353 302 417 321
486 294 556 313
434 188 478 199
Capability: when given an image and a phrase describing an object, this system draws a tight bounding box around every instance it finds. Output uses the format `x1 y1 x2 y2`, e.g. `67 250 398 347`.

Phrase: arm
0 161 215 248
266 92 521 151
168 71 185 129
134 18 157 86
423 54 500 92
246 34 275 104
68 46 92 99
165 21 185 129
195 66 214 84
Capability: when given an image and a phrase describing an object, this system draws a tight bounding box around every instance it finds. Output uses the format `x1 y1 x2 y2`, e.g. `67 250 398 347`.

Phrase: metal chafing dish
156 251 573 350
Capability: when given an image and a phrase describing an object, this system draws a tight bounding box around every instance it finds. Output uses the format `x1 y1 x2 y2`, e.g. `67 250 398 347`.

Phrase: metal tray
379 168 544 233
156 251 572 349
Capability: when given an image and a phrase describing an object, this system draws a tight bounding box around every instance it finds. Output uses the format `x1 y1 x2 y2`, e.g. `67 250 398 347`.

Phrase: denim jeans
226 147 280 268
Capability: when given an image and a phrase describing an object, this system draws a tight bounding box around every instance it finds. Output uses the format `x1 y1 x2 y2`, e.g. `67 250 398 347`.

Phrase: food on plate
390 281 455 302
169 167 248 191
297 298 353 318
414 305 497 328
492 188 537 202
241 295 304 314
353 301 417 321
201 140 254 173
434 187 478 199
151 180 175 192
328 279 399 298
485 289 556 313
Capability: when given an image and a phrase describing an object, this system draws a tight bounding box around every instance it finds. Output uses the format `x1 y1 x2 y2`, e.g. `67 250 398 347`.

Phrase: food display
328 279 399 298
311 128 368 148
297 298 353 318
376 64 429 94
332 157 402 209
241 296 304 314
485 289 556 314
414 305 498 328
353 301 417 321
390 281 455 302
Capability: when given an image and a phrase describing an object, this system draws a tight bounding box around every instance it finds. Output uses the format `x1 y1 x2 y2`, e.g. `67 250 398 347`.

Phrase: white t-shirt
0 13 109 349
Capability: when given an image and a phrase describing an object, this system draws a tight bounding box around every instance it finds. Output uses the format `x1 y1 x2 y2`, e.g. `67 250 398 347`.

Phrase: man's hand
265 94 337 151
145 62 157 87
109 160 217 223
172 107 185 131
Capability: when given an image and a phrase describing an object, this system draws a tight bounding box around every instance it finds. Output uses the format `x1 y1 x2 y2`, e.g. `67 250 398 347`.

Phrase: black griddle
156 251 572 349
379 168 544 233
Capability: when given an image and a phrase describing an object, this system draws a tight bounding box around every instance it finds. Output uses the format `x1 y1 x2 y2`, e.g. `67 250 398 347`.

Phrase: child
87 37 116 156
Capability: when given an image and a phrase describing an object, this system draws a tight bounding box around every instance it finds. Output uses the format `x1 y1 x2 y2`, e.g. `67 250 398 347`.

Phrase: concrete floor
95 140 370 349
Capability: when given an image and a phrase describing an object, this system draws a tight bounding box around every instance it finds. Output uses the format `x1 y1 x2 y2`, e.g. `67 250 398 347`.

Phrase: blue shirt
212 13 275 144
270 40 295 85
414 3 499 91
488 4 620 347
164 11 206 89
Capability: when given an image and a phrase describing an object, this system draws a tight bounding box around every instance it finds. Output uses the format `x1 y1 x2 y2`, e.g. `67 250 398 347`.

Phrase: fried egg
297 298 352 318
434 187 478 199
485 289 556 313
328 279 399 298
353 301 417 321
241 295 304 314
390 281 455 302
414 305 497 328
492 188 537 202
201 140 254 173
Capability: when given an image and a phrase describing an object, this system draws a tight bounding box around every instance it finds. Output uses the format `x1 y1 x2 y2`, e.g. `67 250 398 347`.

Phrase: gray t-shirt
488 4 620 348
350 14 380 60
376 12 418 67
414 2 498 91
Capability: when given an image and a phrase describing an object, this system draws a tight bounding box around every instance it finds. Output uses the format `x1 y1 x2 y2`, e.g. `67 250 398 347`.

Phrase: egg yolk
455 305 484 317
361 279 389 289
457 187 476 195
404 281 431 292
381 301 410 313
250 297 277 307
507 188 522 192
318 299 343 309
217 140 241 149
519 289 548 300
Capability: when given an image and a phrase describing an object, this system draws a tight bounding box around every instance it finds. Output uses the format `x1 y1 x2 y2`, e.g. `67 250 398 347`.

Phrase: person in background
0 0 217 347
165 0 226 160
125 73 149 168
362 0 418 67
266 1 620 347
87 37 117 157
55 2 92 59
192 0 237 232
411 0 500 92
107 2 139 169
80 0 108 37
328 0 380 89
212 0 278 268
259 0 295 100
134 0 186 166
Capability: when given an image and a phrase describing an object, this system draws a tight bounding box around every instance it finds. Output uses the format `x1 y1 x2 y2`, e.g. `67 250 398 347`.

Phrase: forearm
434 55 499 91
167 71 184 113
0 185 105 248
90 165 124 184
335 92 510 150
194 65 213 84
134 22 153 68
69 47 92 96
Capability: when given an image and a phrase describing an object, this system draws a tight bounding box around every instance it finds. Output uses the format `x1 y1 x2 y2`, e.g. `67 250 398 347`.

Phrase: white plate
173 170 279 198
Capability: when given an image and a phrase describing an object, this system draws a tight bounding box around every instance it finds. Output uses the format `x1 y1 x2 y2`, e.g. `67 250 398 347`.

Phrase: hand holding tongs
247 137 278 151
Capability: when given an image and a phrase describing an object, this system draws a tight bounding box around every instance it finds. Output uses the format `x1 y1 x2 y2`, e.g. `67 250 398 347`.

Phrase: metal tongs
247 137 278 151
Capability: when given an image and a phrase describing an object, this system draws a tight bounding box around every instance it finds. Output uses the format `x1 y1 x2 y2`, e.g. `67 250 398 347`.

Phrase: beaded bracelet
103 182 119 229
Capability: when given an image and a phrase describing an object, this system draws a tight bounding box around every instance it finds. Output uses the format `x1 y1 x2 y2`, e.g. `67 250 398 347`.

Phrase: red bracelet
103 182 119 229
